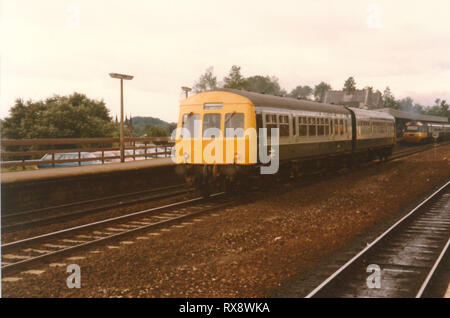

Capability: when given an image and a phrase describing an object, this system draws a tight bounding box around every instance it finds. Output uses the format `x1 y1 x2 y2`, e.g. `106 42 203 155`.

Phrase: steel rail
305 180 450 298
1 193 228 275
2 183 186 219
1 187 191 232
415 237 450 298
1 195 212 251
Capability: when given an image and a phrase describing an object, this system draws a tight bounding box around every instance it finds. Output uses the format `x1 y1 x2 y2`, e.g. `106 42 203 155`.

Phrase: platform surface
1 157 175 184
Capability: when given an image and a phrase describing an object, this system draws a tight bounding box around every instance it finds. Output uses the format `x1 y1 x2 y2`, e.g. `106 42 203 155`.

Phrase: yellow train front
174 91 258 192
402 121 430 144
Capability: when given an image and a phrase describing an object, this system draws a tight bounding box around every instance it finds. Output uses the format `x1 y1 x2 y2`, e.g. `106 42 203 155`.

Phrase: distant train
402 121 450 144
174 89 396 192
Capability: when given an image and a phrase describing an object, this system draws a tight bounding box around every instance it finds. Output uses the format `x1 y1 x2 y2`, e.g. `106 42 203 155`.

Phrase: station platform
1 158 179 213
1 157 174 184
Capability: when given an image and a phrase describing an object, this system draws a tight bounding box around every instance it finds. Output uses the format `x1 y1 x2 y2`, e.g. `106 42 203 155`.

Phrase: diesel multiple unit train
402 121 450 144
174 89 396 191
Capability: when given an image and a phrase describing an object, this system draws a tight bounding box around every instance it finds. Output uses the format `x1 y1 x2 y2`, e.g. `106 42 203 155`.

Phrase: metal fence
1 137 174 170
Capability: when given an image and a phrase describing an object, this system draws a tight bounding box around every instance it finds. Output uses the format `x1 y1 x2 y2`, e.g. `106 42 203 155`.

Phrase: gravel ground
1 190 192 243
2 144 450 297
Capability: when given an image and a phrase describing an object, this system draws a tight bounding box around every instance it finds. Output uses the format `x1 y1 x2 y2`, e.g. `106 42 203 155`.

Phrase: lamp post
181 86 192 98
109 72 134 162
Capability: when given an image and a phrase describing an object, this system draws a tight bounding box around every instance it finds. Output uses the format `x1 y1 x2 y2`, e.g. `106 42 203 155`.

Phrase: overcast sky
1 0 449 122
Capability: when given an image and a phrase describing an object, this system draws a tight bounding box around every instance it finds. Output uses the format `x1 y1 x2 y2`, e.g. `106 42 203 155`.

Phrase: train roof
218 89 350 115
349 107 395 121
377 108 448 123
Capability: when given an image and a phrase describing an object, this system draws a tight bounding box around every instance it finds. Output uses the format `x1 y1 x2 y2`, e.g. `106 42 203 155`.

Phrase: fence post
144 142 147 160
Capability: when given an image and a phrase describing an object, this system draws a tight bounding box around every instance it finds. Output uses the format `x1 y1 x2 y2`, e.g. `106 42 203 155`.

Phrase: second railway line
306 180 450 298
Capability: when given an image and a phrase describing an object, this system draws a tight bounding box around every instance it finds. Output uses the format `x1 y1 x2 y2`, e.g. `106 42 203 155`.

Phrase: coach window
182 113 200 138
202 113 221 137
279 115 290 137
309 118 317 137
225 113 244 137
339 119 344 135
298 117 307 137
324 118 330 135
265 114 277 137
318 118 325 136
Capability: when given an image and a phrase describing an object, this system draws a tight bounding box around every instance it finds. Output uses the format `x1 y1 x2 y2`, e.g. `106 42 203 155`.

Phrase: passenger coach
175 89 395 191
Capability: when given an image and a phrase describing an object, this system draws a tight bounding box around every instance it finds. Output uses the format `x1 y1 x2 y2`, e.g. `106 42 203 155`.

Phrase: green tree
343 76 356 94
146 125 170 137
1 92 116 139
412 103 425 114
426 99 450 119
193 67 218 93
314 82 332 102
398 97 414 112
288 85 313 100
243 75 286 96
435 99 449 115
382 86 397 109
223 65 246 89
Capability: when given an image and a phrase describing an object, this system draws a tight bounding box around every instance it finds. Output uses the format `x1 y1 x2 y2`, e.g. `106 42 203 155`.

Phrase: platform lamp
109 72 134 162
182 86 192 98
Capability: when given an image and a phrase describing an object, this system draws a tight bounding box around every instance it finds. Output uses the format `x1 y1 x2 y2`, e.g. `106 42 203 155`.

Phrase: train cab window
406 125 419 132
181 113 200 138
225 113 244 137
202 113 221 137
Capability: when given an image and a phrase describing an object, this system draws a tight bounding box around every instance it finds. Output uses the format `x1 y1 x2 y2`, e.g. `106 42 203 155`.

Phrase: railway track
1 192 231 276
3 141 445 233
2 141 448 279
1 184 191 232
388 141 448 162
305 180 450 298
